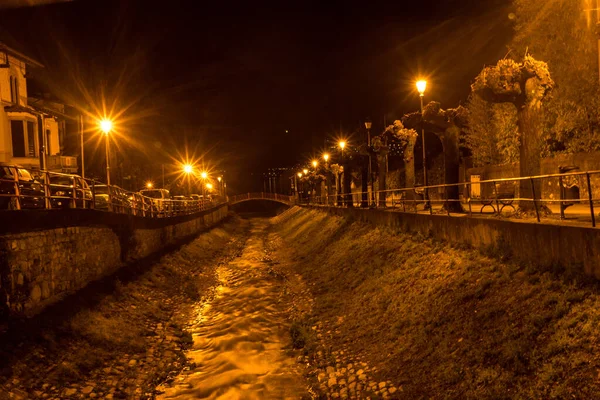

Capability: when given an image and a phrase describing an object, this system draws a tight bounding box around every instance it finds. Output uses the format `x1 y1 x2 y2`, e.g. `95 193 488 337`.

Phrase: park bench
479 181 516 214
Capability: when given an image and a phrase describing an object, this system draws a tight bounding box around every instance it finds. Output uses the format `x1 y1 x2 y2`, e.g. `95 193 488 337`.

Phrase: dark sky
0 0 513 192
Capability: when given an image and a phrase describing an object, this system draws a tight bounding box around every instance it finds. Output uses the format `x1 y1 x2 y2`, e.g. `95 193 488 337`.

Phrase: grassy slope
274 207 600 399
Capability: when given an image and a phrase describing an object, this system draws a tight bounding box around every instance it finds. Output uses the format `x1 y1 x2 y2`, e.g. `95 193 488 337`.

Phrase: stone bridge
229 192 295 206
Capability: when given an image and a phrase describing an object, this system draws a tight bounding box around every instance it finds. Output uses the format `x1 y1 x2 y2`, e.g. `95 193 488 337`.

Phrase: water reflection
157 220 307 399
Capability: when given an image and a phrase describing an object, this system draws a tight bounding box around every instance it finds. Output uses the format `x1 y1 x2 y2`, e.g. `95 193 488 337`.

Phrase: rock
389 387 398 394
358 374 367 382
82 386 94 394
348 375 356 383
328 377 337 387
326 366 335 374
64 388 77 396
356 369 364 376
128 359 137 367
378 382 386 389
347 363 353 369
318 373 327 382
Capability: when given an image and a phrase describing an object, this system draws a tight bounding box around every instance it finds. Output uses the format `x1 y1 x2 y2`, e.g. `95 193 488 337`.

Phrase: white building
0 43 77 173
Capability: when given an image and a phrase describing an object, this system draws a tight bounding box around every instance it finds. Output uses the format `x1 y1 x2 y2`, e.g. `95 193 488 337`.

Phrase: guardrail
0 167 221 218
298 169 600 228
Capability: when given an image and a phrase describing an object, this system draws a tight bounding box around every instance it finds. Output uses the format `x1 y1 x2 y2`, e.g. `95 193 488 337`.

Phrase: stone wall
306 206 600 279
0 204 228 317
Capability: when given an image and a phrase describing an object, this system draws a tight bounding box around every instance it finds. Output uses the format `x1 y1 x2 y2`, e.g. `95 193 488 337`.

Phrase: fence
299 169 600 227
0 166 219 218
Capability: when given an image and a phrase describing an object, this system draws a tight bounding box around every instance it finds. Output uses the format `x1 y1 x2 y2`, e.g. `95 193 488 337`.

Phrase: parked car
140 188 171 214
91 184 133 212
0 163 45 210
48 174 93 209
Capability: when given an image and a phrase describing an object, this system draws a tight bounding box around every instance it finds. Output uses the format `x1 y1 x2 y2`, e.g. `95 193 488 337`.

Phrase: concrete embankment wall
0 204 228 317
304 206 600 278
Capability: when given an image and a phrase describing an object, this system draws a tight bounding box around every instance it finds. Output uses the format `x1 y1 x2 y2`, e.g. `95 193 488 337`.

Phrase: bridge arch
229 192 294 206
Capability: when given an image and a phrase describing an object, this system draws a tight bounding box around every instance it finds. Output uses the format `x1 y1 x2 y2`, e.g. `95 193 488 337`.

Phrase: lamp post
217 176 222 197
200 171 208 199
146 182 153 189
297 172 303 202
416 80 430 210
365 119 373 206
183 164 193 195
99 119 112 187
323 153 330 205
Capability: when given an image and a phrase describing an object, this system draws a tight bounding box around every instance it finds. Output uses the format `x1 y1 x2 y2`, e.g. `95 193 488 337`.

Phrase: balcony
47 155 78 173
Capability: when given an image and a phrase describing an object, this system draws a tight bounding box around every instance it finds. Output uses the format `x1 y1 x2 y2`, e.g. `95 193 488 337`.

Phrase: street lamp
312 160 318 168
183 164 193 174
146 182 153 189
416 79 430 209
365 119 373 206
206 183 213 190
201 171 208 179
99 119 113 187
303 168 308 175
323 153 329 162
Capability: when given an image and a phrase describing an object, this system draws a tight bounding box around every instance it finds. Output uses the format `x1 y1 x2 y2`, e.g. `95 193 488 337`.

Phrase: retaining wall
306 206 600 278
0 204 228 317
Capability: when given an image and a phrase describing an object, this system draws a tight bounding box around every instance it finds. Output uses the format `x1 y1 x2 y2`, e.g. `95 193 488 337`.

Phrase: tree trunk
335 173 341 206
517 103 543 211
378 153 387 207
361 162 368 207
404 139 416 205
316 180 322 204
441 127 463 212
343 164 353 208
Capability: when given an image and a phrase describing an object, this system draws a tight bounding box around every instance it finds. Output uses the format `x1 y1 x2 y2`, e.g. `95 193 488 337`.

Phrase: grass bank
274 207 600 399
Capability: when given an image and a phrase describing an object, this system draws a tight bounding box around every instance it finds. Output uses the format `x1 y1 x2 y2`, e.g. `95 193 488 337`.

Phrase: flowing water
157 219 308 399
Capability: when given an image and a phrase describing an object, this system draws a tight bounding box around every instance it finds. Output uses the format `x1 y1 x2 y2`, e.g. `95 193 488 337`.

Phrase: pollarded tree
382 120 418 205
471 55 554 211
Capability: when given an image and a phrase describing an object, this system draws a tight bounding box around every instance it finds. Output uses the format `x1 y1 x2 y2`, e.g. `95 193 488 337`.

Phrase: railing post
586 172 595 228
43 171 51 209
71 176 77 209
530 177 540 223
493 181 499 215
558 174 565 220
13 171 21 210
467 182 472 217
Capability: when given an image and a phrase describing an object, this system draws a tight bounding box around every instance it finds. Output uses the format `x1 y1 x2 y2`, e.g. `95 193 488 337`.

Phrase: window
27 121 35 157
46 129 51 155
9 76 19 104
10 120 37 158
10 120 25 157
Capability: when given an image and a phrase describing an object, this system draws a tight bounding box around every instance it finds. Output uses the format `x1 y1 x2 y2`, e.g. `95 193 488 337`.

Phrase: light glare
416 80 427 95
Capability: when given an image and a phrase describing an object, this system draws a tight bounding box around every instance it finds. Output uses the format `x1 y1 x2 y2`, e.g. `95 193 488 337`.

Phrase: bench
479 182 516 214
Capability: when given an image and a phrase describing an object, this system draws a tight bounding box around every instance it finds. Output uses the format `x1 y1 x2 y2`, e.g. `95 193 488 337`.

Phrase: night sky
0 0 512 192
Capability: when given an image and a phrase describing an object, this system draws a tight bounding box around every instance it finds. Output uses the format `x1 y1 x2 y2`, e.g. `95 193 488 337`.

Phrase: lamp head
183 164 193 174
339 141 346 150
312 160 318 168
99 119 112 134
201 171 208 179
416 80 427 96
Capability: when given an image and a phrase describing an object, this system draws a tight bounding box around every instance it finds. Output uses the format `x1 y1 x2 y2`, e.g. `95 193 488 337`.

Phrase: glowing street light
312 160 318 168
146 182 153 189
206 183 213 190
201 171 208 179
99 119 112 135
323 153 329 162
416 79 430 209
183 164 193 174
303 168 308 175
217 176 222 182
339 140 346 150
98 119 113 188
297 172 302 178
416 80 427 96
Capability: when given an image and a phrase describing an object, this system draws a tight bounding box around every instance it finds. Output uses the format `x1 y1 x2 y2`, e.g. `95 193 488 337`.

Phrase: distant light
303 168 308 175
217 176 222 182
146 182 153 189
364 121 372 130
339 141 346 150
298 172 302 178
416 80 427 96
183 164 193 174
312 160 318 168
99 119 112 134
206 183 213 190
201 171 208 179
323 153 330 162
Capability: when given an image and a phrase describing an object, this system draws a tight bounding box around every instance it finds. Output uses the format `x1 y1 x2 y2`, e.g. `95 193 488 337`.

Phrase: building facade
0 43 76 173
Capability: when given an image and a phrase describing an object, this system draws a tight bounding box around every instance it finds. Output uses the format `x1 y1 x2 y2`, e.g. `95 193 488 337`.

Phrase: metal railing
229 192 295 204
0 167 221 218
298 169 600 228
